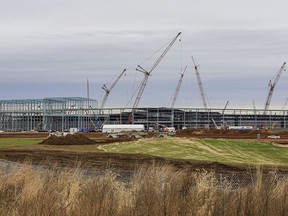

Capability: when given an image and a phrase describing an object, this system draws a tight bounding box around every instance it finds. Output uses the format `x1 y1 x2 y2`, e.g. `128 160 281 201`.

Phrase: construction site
0 32 287 133
1 99 288 132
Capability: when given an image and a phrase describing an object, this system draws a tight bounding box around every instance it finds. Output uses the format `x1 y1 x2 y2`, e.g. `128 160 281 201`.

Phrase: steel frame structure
99 107 288 131
1 97 288 132
0 97 98 132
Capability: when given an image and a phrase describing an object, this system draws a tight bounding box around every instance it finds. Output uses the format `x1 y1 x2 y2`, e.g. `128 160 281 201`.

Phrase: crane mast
253 100 257 115
127 32 182 123
170 65 187 108
263 62 286 115
100 69 126 109
132 68 150 111
192 56 209 109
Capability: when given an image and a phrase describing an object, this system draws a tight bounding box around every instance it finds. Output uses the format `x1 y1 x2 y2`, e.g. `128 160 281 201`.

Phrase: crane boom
132 74 149 111
100 69 126 109
170 65 187 108
127 32 182 123
263 62 286 114
281 97 288 110
148 32 181 74
192 56 209 109
253 99 257 115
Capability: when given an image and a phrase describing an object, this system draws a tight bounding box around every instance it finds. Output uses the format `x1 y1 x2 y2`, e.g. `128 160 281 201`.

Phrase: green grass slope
99 137 288 168
0 138 43 148
1 137 288 168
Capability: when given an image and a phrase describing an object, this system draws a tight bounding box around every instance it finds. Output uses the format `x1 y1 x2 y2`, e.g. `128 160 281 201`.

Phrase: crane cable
138 36 178 71
168 36 183 107
125 76 142 109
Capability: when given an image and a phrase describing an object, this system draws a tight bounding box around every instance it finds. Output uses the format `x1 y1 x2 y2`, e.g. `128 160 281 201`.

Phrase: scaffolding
0 97 99 132
98 107 288 131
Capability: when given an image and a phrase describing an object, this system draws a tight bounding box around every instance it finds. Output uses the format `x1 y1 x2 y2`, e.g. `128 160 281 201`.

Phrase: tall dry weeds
0 161 288 216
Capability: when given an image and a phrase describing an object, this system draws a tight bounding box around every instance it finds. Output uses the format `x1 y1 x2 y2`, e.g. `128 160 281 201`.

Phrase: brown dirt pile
39 133 135 145
40 133 96 145
274 141 288 145
176 129 288 139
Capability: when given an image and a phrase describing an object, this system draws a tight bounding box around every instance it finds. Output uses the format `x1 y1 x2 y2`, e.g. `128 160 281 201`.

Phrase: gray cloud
1 0 288 109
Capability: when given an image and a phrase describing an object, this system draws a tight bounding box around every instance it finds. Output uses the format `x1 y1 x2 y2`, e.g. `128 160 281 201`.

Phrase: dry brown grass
0 162 287 216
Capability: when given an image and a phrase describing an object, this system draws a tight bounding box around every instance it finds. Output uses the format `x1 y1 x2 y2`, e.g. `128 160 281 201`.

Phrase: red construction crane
100 69 126 109
170 65 187 108
127 32 182 123
192 56 209 109
263 62 286 115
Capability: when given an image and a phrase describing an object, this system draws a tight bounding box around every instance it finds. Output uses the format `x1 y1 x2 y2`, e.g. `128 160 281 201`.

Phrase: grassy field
99 137 288 168
0 138 43 148
1 137 288 168
2 136 288 215
0 137 102 152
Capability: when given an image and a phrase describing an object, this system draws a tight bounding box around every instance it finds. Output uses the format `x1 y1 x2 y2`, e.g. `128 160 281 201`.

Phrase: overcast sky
0 0 288 109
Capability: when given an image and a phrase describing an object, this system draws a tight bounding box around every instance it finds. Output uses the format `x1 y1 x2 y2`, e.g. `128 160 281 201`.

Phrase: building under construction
0 32 286 132
0 97 98 132
1 97 288 132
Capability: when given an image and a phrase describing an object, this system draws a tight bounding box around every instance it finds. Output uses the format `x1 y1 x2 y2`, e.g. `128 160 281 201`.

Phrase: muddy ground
0 129 288 174
0 148 249 175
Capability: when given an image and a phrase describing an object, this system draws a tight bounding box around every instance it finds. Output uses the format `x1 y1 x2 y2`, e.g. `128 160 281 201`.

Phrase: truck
162 127 176 133
157 127 176 138
157 131 176 138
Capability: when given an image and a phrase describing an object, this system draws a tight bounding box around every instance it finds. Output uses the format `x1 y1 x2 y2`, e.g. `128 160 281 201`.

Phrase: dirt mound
176 129 284 139
40 133 96 145
274 141 288 145
94 137 135 144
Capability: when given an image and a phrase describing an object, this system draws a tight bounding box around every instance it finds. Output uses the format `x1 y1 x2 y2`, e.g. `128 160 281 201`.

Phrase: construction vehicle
221 101 229 129
211 118 221 129
281 98 288 110
253 100 257 115
129 131 148 139
192 56 209 110
268 135 280 139
169 65 187 108
127 32 182 123
211 101 229 129
155 123 176 137
106 132 125 138
157 132 175 138
100 69 126 109
263 62 286 115
157 128 176 138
